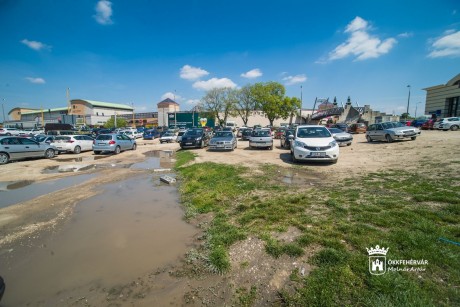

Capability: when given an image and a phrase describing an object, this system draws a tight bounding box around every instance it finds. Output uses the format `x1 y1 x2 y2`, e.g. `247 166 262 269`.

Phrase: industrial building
423 73 460 118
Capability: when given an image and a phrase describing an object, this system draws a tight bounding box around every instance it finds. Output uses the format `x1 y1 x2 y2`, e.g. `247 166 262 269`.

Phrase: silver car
328 128 353 146
208 131 237 151
92 134 137 154
0 136 56 164
366 122 419 143
249 128 273 150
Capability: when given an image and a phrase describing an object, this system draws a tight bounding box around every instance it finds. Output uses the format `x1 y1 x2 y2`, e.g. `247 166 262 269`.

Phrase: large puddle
0 174 196 306
0 174 97 208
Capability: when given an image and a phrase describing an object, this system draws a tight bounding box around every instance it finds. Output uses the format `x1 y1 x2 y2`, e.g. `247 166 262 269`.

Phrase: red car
421 119 435 130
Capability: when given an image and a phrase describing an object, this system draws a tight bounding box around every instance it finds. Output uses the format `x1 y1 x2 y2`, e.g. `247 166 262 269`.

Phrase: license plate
217 144 224 148
311 152 326 157
98 143 106 145
186 143 192 145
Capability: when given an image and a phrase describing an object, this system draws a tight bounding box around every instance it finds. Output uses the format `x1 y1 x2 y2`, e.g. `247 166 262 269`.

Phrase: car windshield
185 129 203 136
214 132 233 138
328 128 343 134
163 132 175 136
34 136 47 142
297 127 331 138
253 130 271 137
97 135 113 140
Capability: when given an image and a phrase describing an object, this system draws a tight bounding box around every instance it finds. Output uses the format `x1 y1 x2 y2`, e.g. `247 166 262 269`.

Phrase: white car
122 130 141 139
160 131 177 143
0 127 24 136
437 117 459 131
51 135 94 154
290 125 339 164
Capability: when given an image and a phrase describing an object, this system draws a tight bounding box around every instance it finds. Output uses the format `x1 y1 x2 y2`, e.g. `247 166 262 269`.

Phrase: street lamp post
406 85 411 118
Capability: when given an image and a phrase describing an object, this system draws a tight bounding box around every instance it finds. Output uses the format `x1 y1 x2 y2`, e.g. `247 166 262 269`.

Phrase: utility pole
173 90 177 129
1 98 5 124
132 103 135 127
406 85 411 118
299 85 303 124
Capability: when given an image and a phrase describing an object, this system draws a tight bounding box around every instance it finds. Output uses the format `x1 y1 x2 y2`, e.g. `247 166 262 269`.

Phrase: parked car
421 119 436 130
0 136 56 164
143 129 161 140
176 129 187 143
349 123 367 134
92 134 136 154
91 128 112 138
249 128 273 150
329 123 349 132
290 125 339 163
160 131 177 143
274 127 287 139
222 127 233 132
208 131 237 151
123 130 141 139
327 128 353 146
366 122 419 143
51 135 94 154
410 119 427 128
180 128 210 149
241 128 253 141
23 128 44 136
433 118 444 130
0 127 23 136
437 117 460 131
237 127 248 138
33 134 56 145
280 129 295 149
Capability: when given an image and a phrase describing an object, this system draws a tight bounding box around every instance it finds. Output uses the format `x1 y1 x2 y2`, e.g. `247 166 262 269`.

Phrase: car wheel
114 146 121 154
94 151 101 154
73 145 81 154
0 152 10 165
347 143 351 146
200 141 204 149
44 148 55 159
451 125 459 131
132 143 137 150
385 135 393 143
411 137 416 141
366 135 372 142
6 133 11 136
269 146 273 150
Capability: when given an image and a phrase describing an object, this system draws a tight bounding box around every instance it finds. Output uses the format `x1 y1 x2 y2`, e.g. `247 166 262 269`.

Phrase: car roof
296 125 326 128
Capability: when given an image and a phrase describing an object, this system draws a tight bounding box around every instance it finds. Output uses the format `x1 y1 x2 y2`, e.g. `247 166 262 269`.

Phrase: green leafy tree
104 117 127 129
201 87 238 126
236 85 257 126
282 97 302 125
251 82 286 126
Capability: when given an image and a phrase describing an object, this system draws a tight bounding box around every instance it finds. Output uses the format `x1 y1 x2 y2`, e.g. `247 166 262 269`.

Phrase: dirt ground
0 130 459 305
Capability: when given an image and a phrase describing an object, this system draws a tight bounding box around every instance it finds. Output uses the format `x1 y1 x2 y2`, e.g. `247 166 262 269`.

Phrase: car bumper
209 143 234 150
180 140 201 148
53 144 73 152
392 133 417 139
249 141 273 148
292 145 339 161
335 138 353 146
92 145 116 152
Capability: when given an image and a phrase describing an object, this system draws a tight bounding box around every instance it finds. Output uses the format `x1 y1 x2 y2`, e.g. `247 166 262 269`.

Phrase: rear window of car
96 135 113 140
55 136 71 141
253 130 271 137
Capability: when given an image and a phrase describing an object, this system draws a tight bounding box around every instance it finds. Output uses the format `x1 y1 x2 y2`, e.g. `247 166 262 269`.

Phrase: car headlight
196 137 202 141
329 141 337 147
294 140 306 147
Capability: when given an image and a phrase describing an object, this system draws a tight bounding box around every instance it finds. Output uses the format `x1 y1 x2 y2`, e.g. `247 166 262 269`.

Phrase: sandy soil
0 130 459 305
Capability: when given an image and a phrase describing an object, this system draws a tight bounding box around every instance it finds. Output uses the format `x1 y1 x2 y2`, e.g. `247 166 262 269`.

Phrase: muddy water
0 174 97 208
0 174 196 306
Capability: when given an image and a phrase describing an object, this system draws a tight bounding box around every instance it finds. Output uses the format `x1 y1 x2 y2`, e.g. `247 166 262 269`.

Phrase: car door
1 137 25 159
81 135 93 151
19 137 43 158
121 134 133 149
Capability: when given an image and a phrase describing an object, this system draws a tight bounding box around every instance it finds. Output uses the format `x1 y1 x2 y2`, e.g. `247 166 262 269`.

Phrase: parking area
0 130 459 183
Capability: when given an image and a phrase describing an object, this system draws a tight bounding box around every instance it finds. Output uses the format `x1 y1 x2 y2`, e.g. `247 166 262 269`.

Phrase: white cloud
187 99 201 105
180 65 209 80
25 77 46 84
283 74 307 85
241 68 263 79
94 0 113 25
192 78 237 91
428 30 460 58
327 16 397 61
398 32 413 38
161 92 182 101
21 39 51 51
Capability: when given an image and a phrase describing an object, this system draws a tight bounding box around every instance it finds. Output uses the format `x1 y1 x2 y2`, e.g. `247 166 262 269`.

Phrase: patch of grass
176 161 460 305
175 150 197 168
236 286 257 307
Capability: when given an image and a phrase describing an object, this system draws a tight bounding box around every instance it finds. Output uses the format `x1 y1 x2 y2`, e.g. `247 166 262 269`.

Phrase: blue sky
1 0 459 121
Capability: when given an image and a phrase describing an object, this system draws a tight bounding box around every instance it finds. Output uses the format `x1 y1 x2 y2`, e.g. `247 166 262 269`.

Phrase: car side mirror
288 135 294 139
